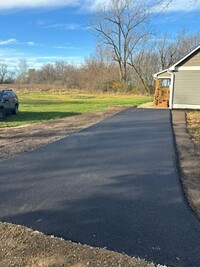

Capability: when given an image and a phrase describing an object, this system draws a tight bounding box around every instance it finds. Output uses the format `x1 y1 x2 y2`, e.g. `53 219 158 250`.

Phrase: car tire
12 104 18 115
0 107 5 120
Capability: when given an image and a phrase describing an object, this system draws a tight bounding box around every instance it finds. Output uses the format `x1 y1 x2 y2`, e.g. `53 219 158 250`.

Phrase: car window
2 91 8 96
0 90 16 98
3 92 9 97
3 91 12 97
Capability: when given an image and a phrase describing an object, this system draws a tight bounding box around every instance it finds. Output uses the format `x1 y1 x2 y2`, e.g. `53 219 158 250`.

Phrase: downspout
152 74 157 106
167 70 175 110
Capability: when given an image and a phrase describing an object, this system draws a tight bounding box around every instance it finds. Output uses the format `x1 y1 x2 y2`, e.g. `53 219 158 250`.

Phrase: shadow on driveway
1 108 200 267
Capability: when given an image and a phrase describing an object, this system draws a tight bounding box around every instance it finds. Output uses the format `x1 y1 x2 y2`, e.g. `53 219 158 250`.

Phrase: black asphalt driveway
0 109 200 267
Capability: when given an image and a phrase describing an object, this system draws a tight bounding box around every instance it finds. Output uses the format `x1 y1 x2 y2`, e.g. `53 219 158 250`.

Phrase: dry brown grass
0 83 82 93
0 83 150 95
187 111 200 145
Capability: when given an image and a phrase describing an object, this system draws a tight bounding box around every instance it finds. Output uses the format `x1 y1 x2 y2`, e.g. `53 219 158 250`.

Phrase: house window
160 78 171 88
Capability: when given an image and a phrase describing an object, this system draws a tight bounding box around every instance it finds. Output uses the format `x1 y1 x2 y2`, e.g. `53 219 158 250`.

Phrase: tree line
1 31 198 94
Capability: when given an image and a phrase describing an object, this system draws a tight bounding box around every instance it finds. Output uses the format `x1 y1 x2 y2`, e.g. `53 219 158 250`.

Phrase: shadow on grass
2 111 81 123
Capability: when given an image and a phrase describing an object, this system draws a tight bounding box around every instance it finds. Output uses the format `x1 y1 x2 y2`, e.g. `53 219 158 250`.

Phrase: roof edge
169 44 200 70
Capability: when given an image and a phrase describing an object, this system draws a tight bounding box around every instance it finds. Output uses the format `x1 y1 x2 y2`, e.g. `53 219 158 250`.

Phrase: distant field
0 91 152 127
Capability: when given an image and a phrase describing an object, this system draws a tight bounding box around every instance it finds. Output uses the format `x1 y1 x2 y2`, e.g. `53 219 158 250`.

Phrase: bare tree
38 63 56 84
16 59 29 84
0 63 8 84
156 31 200 70
27 68 37 84
54 62 78 87
91 0 156 83
127 31 200 93
90 0 175 84
29 62 79 88
127 43 160 94
129 30 200 94
80 53 119 92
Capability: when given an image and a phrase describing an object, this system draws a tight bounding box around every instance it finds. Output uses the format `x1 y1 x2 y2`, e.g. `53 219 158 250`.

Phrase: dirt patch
0 222 161 267
137 102 154 109
0 107 165 267
172 110 200 220
137 102 168 109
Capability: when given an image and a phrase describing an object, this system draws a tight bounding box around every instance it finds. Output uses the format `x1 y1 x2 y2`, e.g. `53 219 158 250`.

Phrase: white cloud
26 41 35 46
0 38 44 47
91 0 200 13
41 23 80 30
38 22 89 31
0 39 17 45
0 47 84 69
160 0 200 12
0 0 199 12
0 0 108 12
0 0 79 10
78 0 108 12
55 45 78 49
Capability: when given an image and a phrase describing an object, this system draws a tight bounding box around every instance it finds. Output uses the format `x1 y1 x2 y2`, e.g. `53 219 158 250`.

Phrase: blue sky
0 0 200 70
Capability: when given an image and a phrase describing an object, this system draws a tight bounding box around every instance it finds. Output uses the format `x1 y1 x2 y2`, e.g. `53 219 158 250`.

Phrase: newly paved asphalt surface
0 109 200 266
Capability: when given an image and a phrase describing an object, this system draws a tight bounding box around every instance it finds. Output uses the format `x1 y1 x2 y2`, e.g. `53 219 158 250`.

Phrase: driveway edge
171 110 200 221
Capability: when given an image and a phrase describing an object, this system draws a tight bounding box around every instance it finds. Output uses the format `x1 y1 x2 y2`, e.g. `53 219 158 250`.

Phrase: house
153 45 200 109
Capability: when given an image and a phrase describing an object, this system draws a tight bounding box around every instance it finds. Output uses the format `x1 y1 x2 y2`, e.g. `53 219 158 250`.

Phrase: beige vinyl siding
173 70 200 106
178 50 200 67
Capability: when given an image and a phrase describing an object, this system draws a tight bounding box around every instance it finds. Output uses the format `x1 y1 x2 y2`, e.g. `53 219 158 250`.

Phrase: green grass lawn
0 91 152 127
